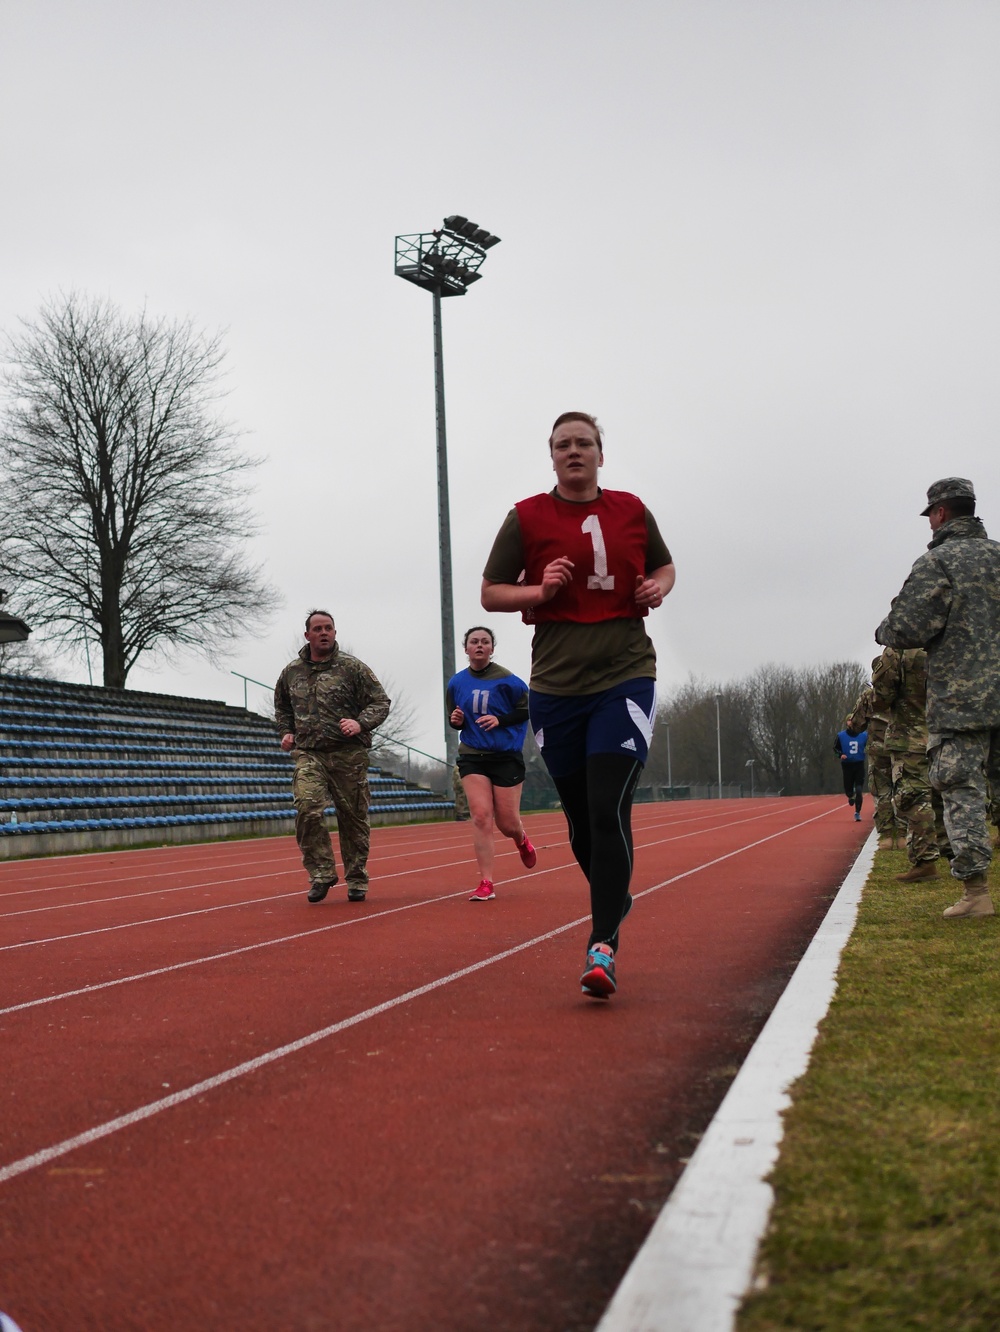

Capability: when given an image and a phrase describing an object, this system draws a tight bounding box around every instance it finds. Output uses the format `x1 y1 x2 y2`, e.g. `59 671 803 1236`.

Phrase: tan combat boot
878 836 895 851
942 873 996 919
895 860 938 883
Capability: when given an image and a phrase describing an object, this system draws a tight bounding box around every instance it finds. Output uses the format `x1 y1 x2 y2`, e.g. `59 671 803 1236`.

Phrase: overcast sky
3 1 998 760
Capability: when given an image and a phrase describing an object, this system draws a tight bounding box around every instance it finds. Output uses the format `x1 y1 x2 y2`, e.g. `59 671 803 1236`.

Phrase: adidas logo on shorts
620 737 637 751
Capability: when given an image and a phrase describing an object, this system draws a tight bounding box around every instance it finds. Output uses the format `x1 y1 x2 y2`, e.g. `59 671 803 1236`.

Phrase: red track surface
0 798 867 1332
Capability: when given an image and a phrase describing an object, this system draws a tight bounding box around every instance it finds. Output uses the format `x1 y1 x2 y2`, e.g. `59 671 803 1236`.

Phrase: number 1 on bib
582 514 614 590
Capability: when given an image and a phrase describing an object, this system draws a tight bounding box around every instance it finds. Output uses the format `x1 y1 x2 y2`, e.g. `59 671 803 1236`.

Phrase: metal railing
231 671 273 711
372 737 449 786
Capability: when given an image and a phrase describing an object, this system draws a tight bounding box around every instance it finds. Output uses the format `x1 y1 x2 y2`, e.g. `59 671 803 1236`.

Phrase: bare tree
745 664 806 793
366 674 419 766
0 637 55 678
0 293 278 688
652 661 868 795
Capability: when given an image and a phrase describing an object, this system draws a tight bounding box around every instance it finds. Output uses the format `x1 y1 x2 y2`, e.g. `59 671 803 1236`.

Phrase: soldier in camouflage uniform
451 763 470 820
274 610 391 903
846 676 898 846
872 645 948 881
876 478 1000 918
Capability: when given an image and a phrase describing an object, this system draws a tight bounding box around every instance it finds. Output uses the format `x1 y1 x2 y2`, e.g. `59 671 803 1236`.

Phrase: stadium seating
0 673 453 859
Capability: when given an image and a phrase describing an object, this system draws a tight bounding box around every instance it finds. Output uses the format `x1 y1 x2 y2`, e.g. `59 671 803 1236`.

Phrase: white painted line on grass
0 805 837 1184
594 828 877 1332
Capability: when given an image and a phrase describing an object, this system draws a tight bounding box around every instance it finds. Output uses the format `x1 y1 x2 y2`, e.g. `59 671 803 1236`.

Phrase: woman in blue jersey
447 626 537 901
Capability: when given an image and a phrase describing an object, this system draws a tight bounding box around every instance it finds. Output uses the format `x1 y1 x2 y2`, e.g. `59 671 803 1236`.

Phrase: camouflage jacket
274 644 391 752
871 646 929 754
876 516 1000 731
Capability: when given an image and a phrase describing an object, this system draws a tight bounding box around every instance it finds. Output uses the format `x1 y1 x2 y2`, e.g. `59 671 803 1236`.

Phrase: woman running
447 626 537 901
481 411 674 997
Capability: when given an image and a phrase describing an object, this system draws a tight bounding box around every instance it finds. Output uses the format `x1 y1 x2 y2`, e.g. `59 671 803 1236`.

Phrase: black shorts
456 751 526 787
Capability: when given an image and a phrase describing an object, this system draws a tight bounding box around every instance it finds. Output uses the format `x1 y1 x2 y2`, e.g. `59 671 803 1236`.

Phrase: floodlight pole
431 284 457 766
394 216 501 769
715 692 723 798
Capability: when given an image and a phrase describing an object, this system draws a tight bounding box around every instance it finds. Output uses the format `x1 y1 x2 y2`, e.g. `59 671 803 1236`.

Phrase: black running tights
551 753 643 951
841 760 865 811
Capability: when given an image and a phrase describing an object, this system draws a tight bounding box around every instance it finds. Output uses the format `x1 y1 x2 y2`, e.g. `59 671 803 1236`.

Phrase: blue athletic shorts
529 677 657 779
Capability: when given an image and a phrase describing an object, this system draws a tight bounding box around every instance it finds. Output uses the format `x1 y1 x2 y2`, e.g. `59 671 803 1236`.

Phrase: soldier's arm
871 648 902 713
845 687 873 735
356 666 392 733
876 556 952 649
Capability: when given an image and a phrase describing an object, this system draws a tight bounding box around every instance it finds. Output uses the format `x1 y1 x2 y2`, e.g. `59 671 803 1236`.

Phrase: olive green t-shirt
482 494 672 696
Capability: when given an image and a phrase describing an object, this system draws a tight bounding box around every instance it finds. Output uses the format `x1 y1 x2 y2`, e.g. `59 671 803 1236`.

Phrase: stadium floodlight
395 215 502 766
0 589 31 643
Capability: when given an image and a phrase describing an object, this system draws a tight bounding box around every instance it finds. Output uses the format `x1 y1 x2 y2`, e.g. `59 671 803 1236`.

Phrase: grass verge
737 846 1000 1332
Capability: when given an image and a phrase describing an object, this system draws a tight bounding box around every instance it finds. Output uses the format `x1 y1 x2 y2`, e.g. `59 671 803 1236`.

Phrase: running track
0 798 867 1332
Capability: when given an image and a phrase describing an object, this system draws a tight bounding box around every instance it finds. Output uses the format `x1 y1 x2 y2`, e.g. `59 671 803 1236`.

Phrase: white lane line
0 830 470 899
0 804 785 900
0 822 552 912
0 804 840 1185
0 889 300 951
0 869 297 918
1 799 808 921
0 846 494 945
0 803 816 950
0 918 586 1186
0 886 477 1015
595 828 877 1332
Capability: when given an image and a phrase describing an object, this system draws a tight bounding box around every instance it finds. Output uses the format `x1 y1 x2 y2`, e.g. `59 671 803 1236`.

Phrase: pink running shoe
516 834 537 869
469 879 495 902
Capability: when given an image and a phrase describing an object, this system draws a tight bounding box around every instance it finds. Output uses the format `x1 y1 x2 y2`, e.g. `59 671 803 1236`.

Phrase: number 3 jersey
446 663 530 755
483 489 672 697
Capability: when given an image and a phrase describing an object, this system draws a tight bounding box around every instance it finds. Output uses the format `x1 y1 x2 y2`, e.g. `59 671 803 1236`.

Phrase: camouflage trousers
292 747 371 888
928 729 1000 880
868 746 901 837
890 750 949 865
451 763 470 820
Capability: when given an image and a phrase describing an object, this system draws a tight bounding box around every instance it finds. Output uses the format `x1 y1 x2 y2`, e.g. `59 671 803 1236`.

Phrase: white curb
595 829 878 1332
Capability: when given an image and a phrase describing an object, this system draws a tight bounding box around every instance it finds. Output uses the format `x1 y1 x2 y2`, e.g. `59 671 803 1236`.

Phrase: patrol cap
920 477 975 516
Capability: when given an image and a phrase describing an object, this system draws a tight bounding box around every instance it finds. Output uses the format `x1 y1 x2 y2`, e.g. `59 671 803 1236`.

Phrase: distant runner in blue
834 727 868 821
447 627 537 902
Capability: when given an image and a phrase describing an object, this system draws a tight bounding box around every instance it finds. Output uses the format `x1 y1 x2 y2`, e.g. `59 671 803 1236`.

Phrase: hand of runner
340 718 362 737
540 556 574 602
450 707 465 726
476 715 499 731
634 575 664 609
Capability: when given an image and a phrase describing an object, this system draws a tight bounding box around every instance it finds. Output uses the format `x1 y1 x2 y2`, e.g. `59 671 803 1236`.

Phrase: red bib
515 490 648 624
